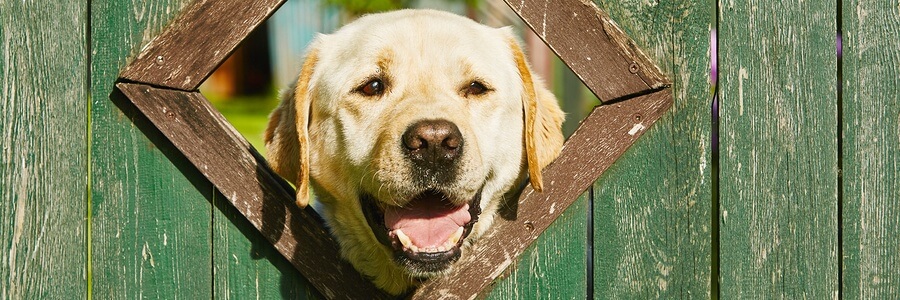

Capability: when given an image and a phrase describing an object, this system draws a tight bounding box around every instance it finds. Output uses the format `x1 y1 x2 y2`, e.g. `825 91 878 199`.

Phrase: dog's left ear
507 35 565 192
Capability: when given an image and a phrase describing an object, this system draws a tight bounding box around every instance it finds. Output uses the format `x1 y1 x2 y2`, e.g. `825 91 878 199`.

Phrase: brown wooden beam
411 89 673 299
505 0 670 101
119 0 285 91
115 82 393 300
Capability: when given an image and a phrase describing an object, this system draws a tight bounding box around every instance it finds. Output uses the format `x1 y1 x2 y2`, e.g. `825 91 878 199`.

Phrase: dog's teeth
448 227 464 245
395 230 413 249
441 240 455 250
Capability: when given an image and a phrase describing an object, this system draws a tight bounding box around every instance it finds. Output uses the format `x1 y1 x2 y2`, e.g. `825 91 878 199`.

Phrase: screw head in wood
162 107 175 119
629 62 639 74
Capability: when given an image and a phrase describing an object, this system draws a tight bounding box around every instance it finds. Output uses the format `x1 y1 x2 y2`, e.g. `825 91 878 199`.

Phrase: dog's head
265 9 564 294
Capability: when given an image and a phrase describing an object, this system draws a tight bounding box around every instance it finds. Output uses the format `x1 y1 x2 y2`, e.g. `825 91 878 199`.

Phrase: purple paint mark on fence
711 28 718 150
711 29 718 86
837 32 842 58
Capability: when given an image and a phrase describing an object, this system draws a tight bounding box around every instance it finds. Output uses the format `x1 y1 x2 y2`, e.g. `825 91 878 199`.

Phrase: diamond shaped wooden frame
114 0 673 298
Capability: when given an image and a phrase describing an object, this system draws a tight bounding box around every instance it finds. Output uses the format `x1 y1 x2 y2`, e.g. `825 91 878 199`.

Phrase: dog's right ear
265 47 320 208
505 34 565 193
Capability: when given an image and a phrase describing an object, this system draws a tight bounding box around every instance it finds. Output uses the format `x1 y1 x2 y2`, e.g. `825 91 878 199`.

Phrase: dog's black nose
402 119 463 164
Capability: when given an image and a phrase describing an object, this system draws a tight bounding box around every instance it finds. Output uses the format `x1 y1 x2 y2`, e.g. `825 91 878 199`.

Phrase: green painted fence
719 0 839 297
1 0 897 298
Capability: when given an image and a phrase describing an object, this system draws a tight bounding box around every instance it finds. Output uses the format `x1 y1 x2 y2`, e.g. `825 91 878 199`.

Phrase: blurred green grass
207 93 280 158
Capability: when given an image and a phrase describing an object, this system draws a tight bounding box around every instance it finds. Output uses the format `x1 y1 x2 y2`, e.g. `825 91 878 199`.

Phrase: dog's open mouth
361 189 482 275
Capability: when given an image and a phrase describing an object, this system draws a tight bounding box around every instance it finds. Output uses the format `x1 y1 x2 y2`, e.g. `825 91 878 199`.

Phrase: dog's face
265 9 564 295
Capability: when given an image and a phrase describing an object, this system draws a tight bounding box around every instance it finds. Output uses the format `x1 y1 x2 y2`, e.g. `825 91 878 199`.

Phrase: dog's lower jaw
313 183 499 295
362 258 416 295
319 198 416 295
350 249 416 295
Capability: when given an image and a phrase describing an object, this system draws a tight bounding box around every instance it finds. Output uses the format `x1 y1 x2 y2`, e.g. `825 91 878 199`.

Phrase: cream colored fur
265 9 564 295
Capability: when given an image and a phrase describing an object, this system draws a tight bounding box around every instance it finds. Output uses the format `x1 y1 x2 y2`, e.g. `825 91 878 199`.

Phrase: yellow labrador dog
265 9 564 295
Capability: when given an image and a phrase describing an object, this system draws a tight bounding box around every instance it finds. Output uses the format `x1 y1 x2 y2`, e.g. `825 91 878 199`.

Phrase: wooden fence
1 0 897 298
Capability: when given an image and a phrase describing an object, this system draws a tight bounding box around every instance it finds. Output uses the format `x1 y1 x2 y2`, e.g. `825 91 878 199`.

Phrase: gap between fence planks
115 82 392 300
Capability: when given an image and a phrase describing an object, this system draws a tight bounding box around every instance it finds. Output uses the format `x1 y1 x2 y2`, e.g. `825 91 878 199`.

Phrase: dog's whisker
361 161 377 187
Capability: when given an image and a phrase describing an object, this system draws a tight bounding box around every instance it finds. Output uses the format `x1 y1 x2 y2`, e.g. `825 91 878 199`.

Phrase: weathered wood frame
113 0 673 298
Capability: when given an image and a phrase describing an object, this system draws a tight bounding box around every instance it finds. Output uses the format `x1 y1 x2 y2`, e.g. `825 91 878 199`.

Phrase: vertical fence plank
591 0 712 297
0 1 87 298
486 194 588 299
841 0 900 297
719 0 838 297
90 0 213 298
212 191 322 299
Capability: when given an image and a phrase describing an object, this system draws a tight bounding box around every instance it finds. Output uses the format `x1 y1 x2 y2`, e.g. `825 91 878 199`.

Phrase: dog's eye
358 79 385 96
465 81 489 97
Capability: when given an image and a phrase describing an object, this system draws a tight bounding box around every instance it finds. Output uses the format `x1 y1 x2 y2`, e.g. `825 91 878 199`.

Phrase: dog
264 9 564 295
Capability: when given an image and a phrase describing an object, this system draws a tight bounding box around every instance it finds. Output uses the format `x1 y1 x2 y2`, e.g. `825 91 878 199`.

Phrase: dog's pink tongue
384 192 470 248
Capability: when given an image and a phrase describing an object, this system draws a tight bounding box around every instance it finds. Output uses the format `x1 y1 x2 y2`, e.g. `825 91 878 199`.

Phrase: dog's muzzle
359 118 484 276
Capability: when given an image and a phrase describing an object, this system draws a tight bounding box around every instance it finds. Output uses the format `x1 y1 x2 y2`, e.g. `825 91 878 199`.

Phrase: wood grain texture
485 193 589 299
90 0 213 298
212 192 323 300
413 89 672 299
504 0 669 102
719 0 839 297
112 0 679 296
115 83 390 300
591 0 712 297
0 1 87 298
841 0 900 297
119 0 285 91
